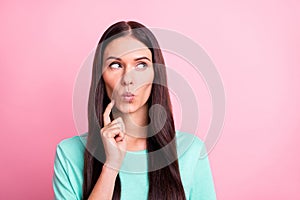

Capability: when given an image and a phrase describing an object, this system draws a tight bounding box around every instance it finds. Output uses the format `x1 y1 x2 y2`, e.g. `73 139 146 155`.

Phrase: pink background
1 0 299 199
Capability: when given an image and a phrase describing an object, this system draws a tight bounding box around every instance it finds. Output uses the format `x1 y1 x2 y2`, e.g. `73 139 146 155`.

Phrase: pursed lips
121 92 135 101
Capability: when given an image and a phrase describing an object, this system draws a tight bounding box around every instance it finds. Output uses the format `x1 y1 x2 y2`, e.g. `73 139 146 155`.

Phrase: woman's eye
136 62 147 70
109 62 121 69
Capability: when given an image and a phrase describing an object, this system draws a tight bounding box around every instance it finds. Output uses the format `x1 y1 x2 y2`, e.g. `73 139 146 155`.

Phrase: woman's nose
121 71 133 86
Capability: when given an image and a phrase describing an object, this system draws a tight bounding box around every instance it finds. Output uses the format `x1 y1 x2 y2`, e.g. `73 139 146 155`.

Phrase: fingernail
111 99 115 105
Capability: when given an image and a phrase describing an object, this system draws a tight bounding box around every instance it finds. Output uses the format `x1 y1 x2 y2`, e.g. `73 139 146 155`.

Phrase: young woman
53 21 216 200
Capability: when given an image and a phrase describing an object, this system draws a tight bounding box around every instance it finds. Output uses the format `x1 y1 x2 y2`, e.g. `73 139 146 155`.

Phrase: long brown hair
83 21 186 200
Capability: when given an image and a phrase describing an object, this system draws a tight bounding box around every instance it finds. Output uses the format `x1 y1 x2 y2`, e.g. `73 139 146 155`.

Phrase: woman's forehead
103 36 152 61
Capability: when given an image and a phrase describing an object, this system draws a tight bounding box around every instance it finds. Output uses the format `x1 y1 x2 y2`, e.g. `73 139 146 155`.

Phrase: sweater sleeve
189 144 217 200
53 144 78 200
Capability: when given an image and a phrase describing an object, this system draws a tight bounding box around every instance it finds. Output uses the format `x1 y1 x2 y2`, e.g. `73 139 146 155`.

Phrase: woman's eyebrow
105 56 151 62
134 56 151 61
105 56 121 61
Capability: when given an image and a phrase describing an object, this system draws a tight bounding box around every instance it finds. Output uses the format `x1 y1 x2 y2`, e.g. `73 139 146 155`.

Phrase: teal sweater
53 131 216 199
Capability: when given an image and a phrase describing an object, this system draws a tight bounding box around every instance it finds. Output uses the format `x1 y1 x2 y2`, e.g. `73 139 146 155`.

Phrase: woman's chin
115 102 136 114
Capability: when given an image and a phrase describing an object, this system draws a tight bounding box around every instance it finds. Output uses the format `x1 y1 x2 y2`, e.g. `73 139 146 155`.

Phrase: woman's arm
53 144 79 200
189 141 216 200
88 100 127 199
88 165 118 200
53 141 122 200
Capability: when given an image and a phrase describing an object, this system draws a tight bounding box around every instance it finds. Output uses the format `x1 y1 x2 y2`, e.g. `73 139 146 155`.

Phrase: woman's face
102 36 154 114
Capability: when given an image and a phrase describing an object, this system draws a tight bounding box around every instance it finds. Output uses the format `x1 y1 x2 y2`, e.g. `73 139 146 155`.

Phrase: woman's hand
100 100 127 171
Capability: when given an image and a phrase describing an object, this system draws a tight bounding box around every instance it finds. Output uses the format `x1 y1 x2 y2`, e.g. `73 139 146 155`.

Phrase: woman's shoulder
55 132 88 160
53 134 87 198
175 130 207 164
55 131 205 159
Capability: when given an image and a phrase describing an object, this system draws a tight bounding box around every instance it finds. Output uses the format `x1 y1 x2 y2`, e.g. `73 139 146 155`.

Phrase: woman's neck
112 104 148 151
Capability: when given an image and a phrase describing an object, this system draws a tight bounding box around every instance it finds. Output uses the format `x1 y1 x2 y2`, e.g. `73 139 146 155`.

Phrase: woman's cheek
136 70 154 86
103 79 115 99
